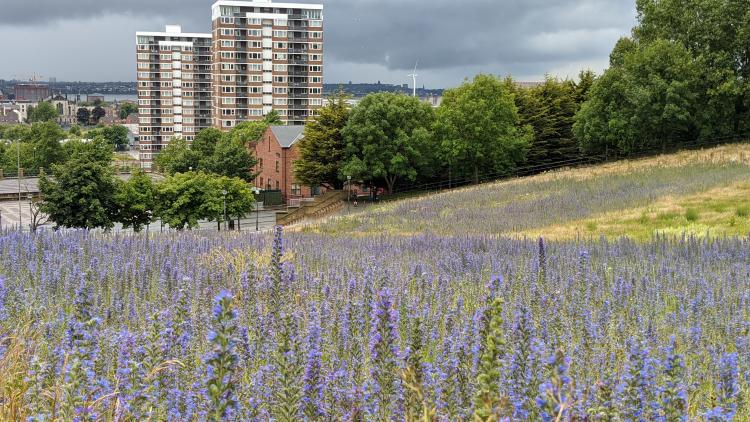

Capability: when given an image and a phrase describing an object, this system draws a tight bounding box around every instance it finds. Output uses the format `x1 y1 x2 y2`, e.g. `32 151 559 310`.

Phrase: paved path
0 201 279 232
0 174 163 197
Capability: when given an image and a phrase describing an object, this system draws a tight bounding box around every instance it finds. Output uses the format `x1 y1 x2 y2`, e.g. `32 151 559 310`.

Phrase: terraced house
136 0 323 168
135 25 213 169
211 0 324 128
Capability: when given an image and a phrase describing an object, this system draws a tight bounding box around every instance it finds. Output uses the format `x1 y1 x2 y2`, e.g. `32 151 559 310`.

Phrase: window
309 20 322 27
248 18 262 25
273 87 287 94
291 184 301 196
309 31 322 39
259 158 263 169
275 161 280 172
309 54 322 61
276 180 280 190
310 43 321 50
248 29 262 37
273 64 288 72
310 98 322 106
137 62 150 69
303 10 322 19
309 87 322 94
309 65 322 72
273 30 288 38
273 53 287 60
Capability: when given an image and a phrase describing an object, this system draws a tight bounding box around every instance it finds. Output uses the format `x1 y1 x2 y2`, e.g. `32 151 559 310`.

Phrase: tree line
294 0 750 194
37 146 255 232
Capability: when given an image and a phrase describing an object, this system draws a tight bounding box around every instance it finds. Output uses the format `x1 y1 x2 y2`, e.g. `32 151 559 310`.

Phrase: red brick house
252 126 320 203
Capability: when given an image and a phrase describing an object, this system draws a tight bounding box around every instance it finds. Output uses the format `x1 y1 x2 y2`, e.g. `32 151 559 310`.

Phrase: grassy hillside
309 142 750 239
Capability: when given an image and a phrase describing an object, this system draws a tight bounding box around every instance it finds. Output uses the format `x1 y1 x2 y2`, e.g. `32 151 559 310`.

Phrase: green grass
310 142 750 241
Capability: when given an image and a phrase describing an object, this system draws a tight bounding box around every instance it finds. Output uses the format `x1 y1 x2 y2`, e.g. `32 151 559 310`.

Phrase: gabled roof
270 125 305 148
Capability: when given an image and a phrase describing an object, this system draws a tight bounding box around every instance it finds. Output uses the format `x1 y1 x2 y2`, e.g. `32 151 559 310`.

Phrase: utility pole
17 138 21 230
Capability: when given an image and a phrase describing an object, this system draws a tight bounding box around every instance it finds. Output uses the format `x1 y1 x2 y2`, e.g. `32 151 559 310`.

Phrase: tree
153 138 198 174
574 40 701 156
115 168 156 232
76 108 91 126
205 136 257 182
435 74 532 184
63 137 114 165
264 109 283 125
39 158 119 229
340 92 435 194
69 125 82 137
155 171 222 230
192 127 223 161
226 121 268 146
509 77 582 167
119 103 138 120
91 106 106 124
27 122 66 171
218 176 256 229
294 91 350 189
28 102 59 123
100 125 129 151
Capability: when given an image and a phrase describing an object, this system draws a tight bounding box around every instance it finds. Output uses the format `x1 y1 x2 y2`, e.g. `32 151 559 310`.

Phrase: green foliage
510 76 582 166
27 122 66 171
62 137 113 165
226 121 268 146
575 40 701 156
90 125 129 151
341 92 435 193
156 128 257 182
28 102 59 123
576 0 750 156
272 313 304 421
115 169 156 232
685 208 699 222
472 296 506 421
218 176 256 220
119 103 138 120
91 106 106 124
435 74 531 184
204 136 256 182
76 108 90 126
295 91 351 189
192 127 223 160
264 109 283 125
68 125 82 137
154 138 198 175
39 158 119 229
154 172 250 230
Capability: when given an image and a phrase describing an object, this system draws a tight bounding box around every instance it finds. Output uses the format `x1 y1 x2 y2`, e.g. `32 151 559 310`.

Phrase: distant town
0 79 444 100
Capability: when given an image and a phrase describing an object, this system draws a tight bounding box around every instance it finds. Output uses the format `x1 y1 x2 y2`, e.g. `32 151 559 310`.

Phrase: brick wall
252 128 316 202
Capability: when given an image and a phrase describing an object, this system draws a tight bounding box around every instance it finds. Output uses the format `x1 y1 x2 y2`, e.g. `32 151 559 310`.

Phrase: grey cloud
0 0 637 86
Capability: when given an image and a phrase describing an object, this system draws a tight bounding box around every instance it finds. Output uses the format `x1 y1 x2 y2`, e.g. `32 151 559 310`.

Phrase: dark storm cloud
323 0 634 71
0 0 636 84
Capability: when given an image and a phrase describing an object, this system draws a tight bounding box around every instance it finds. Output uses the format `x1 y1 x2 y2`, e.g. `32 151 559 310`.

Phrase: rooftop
270 125 305 148
212 0 323 10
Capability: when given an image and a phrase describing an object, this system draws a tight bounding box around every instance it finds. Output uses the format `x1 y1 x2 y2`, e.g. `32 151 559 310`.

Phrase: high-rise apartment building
135 25 212 168
211 0 324 128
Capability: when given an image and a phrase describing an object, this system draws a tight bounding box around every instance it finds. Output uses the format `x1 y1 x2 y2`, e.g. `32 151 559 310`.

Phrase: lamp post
17 138 21 231
347 175 352 213
221 189 228 231
27 193 33 232
251 186 261 231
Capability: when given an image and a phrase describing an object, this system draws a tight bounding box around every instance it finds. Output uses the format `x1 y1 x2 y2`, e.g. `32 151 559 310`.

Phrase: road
0 200 280 232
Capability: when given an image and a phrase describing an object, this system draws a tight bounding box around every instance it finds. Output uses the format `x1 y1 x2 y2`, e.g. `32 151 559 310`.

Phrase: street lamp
347 175 352 213
251 186 261 231
222 189 228 231
27 193 33 231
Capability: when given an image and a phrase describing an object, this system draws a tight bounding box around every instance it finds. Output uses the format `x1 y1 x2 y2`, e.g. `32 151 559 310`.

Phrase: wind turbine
408 61 418 97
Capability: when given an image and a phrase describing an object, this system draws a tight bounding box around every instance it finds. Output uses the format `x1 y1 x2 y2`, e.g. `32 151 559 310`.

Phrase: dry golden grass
521 180 750 241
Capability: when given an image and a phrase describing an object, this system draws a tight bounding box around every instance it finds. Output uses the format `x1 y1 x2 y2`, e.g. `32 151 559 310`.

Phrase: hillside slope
309 142 750 239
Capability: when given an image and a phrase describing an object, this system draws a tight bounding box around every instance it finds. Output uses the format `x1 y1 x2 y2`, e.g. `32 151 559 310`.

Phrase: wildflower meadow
0 223 749 420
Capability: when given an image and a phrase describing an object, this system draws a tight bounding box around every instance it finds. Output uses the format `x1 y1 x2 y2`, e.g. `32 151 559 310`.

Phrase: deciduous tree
435 74 531 184
341 92 435 194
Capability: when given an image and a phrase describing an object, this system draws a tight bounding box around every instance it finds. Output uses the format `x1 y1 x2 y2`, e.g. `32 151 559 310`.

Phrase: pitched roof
270 125 305 148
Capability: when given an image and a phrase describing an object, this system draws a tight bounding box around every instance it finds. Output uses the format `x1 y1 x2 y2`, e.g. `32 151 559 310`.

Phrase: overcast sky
0 0 636 88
